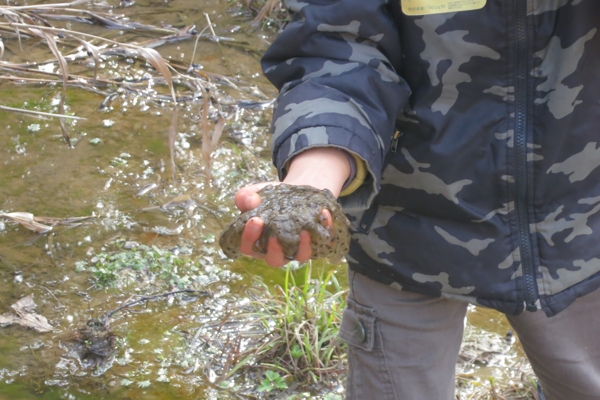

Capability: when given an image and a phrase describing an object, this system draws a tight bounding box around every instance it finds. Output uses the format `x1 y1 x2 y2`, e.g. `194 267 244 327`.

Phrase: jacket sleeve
261 0 411 212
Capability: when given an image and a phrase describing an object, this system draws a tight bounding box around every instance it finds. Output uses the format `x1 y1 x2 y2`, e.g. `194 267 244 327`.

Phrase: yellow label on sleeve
401 0 486 16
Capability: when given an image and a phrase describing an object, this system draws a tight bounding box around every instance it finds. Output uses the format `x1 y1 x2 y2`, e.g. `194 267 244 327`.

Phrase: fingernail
245 195 253 210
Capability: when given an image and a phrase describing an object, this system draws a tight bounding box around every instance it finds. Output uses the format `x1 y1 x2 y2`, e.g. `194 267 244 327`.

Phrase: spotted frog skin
219 184 350 263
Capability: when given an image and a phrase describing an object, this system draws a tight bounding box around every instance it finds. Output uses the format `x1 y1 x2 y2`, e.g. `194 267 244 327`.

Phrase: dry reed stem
0 3 268 178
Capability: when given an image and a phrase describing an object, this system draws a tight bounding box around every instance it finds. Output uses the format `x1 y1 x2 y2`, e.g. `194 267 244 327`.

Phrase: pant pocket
339 297 396 400
339 297 377 350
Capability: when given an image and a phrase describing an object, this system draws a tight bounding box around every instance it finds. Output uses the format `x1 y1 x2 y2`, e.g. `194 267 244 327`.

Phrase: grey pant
340 270 600 400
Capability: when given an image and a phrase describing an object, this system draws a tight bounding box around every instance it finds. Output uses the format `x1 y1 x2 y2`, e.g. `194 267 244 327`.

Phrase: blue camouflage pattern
261 0 600 316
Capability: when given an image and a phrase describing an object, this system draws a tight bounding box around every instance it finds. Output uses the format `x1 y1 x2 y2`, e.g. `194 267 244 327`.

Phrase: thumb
234 181 280 212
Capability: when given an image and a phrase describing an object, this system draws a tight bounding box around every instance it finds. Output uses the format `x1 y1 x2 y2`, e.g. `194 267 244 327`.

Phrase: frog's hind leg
219 220 244 259
306 221 332 259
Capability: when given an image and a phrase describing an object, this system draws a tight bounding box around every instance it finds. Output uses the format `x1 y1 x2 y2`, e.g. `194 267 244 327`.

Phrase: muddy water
0 0 530 399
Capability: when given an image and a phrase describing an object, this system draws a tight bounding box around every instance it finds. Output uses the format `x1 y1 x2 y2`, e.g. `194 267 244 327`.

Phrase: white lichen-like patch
27 124 41 132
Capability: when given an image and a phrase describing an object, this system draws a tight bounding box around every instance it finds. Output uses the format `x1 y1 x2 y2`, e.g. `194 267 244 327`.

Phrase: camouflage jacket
262 0 600 316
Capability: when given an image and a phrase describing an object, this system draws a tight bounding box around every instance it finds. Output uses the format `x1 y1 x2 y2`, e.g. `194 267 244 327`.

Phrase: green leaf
274 379 288 390
265 370 279 380
290 344 303 359
257 380 273 392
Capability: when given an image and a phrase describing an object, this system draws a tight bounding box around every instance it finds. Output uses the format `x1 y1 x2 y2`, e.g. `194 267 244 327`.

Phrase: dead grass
0 0 233 176
243 0 289 29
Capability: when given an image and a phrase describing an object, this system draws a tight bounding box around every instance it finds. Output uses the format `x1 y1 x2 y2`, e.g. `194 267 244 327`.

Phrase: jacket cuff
339 152 367 197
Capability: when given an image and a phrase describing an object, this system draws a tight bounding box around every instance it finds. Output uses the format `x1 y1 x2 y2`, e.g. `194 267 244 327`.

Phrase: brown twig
101 289 207 322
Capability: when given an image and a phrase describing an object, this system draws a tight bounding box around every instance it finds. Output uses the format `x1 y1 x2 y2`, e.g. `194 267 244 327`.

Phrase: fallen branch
100 289 208 322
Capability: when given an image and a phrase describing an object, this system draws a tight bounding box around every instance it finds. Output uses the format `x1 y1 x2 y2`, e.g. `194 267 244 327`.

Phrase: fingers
295 231 312 263
320 208 333 230
265 236 286 267
234 182 280 212
265 231 313 267
239 217 313 268
234 190 261 213
240 217 264 256
235 182 327 268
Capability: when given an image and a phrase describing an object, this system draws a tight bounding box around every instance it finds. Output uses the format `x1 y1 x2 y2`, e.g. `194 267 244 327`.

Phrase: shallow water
0 1 530 399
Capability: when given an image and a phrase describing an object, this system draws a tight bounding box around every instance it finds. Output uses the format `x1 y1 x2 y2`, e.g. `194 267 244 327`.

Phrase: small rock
123 241 140 250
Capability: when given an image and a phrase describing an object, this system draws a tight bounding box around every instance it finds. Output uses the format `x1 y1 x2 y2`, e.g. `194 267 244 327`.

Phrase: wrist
283 147 351 198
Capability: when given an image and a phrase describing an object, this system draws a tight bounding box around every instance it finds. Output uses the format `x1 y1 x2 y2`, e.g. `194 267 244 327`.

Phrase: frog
219 183 350 263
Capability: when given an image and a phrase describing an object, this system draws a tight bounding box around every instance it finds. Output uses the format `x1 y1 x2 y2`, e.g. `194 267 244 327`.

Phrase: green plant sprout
257 370 288 392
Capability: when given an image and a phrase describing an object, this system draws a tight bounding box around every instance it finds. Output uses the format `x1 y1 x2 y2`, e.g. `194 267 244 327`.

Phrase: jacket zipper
515 0 538 312
391 130 401 153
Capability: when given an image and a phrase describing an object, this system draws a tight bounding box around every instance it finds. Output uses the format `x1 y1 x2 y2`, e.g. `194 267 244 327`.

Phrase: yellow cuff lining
339 152 366 197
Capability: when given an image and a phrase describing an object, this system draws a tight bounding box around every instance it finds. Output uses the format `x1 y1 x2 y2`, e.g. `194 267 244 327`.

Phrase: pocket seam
339 298 377 351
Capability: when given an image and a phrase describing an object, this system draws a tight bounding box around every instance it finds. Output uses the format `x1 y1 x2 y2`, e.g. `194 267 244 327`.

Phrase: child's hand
234 182 332 267
232 147 349 267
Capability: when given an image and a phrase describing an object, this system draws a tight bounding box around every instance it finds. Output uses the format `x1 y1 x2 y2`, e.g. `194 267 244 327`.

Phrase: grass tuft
248 263 347 386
